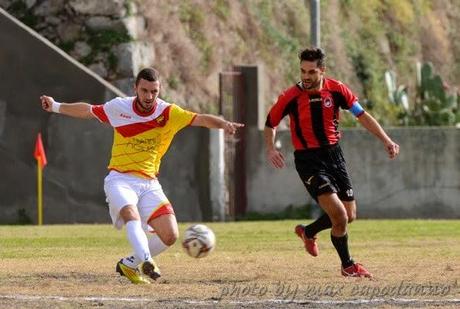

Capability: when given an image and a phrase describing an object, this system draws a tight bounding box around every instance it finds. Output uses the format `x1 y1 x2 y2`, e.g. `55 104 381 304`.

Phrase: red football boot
341 263 373 278
295 224 319 257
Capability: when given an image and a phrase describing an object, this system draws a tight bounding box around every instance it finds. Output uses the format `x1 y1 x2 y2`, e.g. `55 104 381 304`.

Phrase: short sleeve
90 97 124 125
266 86 301 128
337 82 358 110
91 105 108 123
169 104 197 131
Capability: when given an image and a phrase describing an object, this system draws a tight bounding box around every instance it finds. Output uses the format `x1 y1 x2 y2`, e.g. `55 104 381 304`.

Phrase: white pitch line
1 295 459 306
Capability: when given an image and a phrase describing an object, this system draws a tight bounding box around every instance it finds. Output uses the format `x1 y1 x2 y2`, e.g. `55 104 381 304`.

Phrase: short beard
135 96 152 112
304 79 321 90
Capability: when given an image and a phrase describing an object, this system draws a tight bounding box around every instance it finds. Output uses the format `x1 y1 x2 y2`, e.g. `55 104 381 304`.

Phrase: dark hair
298 47 326 67
135 67 160 85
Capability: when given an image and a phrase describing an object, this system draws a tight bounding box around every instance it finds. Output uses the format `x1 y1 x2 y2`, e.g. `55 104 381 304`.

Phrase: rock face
1 0 151 85
68 0 126 17
33 0 65 16
114 41 154 76
85 16 115 31
71 41 92 59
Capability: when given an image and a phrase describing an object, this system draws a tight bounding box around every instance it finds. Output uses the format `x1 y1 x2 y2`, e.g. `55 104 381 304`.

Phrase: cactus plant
386 62 458 126
415 62 458 126
384 70 410 125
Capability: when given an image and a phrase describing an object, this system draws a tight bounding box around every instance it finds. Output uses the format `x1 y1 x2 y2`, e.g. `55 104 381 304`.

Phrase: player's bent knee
161 232 178 246
347 208 356 223
120 205 140 222
332 214 348 230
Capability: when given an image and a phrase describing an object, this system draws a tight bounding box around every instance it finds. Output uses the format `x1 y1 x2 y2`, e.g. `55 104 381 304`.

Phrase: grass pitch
0 220 459 308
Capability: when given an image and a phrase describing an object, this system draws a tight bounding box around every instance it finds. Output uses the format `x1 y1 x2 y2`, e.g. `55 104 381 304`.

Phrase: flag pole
34 133 47 226
37 158 43 226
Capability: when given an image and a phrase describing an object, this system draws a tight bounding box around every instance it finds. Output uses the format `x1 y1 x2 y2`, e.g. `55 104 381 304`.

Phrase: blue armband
349 102 365 117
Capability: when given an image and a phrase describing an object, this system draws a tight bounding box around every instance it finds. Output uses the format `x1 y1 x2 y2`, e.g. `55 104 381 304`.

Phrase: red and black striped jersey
266 78 358 150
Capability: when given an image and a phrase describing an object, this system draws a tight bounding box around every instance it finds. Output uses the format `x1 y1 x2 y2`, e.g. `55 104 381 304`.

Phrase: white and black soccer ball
182 224 216 258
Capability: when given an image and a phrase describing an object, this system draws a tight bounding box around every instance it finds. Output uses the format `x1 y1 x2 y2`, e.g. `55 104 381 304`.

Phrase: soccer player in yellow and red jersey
265 47 399 278
40 68 243 284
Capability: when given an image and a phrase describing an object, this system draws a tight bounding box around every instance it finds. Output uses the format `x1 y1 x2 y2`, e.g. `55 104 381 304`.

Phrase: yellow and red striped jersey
91 97 196 178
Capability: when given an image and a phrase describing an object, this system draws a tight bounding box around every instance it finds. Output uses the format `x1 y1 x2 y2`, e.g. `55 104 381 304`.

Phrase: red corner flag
34 133 47 169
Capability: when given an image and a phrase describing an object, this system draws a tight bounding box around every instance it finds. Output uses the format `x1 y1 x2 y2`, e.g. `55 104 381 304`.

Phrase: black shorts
294 144 354 202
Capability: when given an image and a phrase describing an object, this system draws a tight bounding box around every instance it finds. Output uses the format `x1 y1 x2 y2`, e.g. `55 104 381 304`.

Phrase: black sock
304 213 332 238
331 233 354 268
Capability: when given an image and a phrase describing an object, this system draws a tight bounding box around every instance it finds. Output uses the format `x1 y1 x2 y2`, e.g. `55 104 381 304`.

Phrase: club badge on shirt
156 115 166 126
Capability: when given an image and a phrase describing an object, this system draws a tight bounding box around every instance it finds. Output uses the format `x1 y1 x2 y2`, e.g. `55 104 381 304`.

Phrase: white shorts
103 171 171 232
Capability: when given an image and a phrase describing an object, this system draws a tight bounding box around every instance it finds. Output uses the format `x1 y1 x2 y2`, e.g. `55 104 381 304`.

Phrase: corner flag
34 133 47 169
34 133 47 225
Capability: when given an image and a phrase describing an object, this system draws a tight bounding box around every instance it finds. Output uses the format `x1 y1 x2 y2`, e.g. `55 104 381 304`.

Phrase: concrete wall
342 128 460 218
246 127 460 219
160 128 212 222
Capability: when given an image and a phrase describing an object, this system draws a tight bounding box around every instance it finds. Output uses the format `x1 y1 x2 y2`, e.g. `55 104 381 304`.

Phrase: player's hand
223 121 244 135
40 95 55 112
385 140 399 159
267 148 285 169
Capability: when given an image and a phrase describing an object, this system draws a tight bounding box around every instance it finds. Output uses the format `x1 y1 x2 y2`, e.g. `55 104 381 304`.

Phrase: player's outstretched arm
191 114 244 135
40 95 96 119
357 111 400 159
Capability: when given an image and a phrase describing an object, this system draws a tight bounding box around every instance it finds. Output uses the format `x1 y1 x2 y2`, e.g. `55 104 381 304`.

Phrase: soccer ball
182 224 216 258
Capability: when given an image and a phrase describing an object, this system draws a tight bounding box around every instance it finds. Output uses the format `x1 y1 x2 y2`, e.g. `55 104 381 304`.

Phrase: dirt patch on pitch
1 295 460 309
1 270 459 309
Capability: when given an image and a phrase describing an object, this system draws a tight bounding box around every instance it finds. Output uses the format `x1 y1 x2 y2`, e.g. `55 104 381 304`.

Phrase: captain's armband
348 102 365 117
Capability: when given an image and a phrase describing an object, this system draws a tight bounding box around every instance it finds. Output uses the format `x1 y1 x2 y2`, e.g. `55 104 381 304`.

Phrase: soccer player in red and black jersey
264 47 399 278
